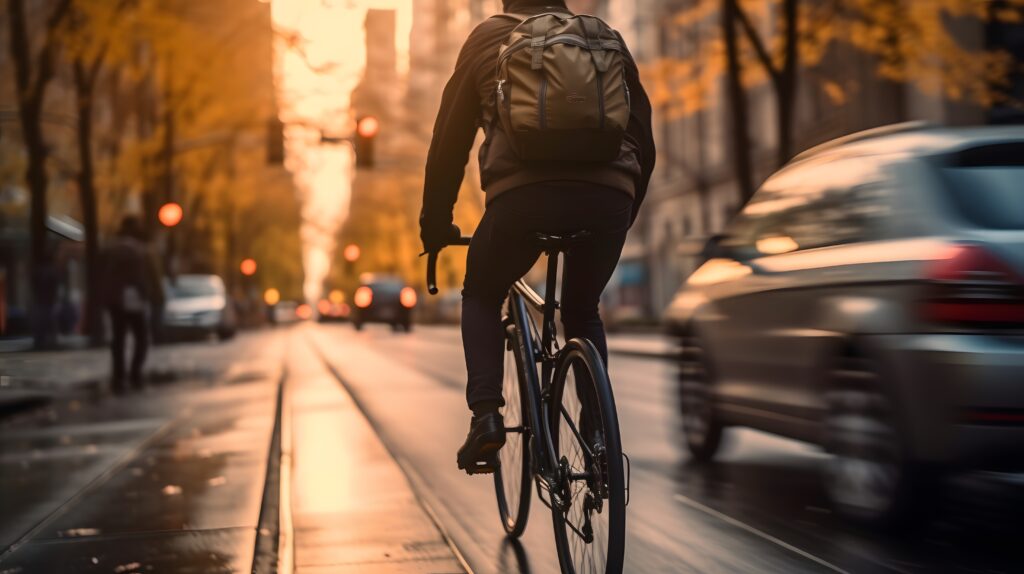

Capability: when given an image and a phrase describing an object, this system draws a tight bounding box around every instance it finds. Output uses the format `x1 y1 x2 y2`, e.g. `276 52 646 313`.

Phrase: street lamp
240 258 258 276
158 202 183 228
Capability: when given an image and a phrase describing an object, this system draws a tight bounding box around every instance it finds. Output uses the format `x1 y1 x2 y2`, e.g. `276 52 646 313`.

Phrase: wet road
0 329 287 573
309 322 1024 574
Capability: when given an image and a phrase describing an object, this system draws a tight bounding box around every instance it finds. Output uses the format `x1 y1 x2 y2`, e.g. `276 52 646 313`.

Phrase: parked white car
162 274 237 341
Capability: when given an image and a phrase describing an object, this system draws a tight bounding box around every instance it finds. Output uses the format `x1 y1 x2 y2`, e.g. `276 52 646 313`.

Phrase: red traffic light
158 202 183 228
357 116 379 139
240 258 257 276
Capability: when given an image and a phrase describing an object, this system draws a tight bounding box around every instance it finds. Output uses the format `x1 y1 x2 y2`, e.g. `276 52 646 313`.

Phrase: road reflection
498 537 533 574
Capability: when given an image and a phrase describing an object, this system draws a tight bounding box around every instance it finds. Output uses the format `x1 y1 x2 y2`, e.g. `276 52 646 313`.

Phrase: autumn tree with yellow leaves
3 0 304 344
646 0 1024 204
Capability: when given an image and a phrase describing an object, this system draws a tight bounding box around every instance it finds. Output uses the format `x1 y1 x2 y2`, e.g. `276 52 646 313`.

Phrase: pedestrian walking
100 216 164 392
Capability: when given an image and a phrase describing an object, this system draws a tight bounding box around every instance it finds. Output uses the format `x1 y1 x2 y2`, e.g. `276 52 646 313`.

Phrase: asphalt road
4 323 1021 573
309 322 1024 574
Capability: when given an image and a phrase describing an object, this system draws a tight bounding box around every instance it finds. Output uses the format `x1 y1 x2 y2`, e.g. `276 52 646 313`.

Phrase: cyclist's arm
420 32 488 229
620 38 656 226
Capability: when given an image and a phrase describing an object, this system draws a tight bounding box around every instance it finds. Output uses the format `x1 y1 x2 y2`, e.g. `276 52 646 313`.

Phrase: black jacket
421 0 656 228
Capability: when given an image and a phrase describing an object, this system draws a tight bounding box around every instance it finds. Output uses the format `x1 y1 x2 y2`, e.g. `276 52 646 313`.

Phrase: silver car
163 274 238 341
665 123 1024 527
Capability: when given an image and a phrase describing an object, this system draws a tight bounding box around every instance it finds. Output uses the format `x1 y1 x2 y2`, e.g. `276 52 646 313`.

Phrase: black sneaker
456 411 505 475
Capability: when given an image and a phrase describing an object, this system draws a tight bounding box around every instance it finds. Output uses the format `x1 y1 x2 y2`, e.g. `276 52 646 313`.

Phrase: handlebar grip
425 237 471 296
427 251 440 295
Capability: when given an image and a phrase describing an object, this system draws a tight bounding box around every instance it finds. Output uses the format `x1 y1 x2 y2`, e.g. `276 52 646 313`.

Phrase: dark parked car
351 275 417 332
665 123 1024 528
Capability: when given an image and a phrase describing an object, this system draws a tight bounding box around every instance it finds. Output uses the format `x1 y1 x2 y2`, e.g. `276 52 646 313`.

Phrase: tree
722 0 756 202
65 0 133 343
6 0 73 348
647 0 1024 204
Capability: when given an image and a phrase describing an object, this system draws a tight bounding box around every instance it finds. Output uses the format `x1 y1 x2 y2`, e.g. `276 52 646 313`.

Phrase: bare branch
732 0 779 81
30 0 74 104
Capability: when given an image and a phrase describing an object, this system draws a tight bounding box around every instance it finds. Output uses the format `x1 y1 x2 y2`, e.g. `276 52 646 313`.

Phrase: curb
251 367 288 574
0 390 54 416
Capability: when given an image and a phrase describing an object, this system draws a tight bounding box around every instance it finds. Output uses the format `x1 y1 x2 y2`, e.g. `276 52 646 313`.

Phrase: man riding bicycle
419 0 656 473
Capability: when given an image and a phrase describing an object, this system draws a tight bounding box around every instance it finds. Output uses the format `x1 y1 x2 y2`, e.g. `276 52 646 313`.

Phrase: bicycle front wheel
493 321 533 538
549 338 626 574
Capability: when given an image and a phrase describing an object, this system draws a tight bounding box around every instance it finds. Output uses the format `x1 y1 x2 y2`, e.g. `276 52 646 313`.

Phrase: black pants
462 183 633 410
109 307 148 389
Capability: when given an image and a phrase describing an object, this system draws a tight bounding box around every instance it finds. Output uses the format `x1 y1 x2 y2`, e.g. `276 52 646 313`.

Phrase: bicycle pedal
464 457 498 475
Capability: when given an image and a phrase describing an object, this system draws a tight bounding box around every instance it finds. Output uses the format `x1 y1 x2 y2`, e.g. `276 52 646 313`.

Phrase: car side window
722 155 891 258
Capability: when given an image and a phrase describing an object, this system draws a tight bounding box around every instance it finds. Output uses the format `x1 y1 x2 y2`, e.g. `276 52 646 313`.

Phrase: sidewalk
0 336 261 415
283 333 466 573
0 329 287 572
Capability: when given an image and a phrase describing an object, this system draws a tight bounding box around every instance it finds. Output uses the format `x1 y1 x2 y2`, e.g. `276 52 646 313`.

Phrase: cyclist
419 0 655 472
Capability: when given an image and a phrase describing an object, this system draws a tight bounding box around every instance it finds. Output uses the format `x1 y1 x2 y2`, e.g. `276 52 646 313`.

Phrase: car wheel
217 328 235 341
822 348 930 529
678 331 723 462
353 321 364 331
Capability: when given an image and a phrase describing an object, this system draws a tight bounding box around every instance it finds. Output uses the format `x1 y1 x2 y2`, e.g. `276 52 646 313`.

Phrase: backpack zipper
497 34 621 67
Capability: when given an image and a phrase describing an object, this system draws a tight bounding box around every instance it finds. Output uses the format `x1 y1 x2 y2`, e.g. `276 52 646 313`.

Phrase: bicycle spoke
556 366 612 574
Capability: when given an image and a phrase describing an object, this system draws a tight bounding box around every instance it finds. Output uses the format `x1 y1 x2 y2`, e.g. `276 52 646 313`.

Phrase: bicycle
427 232 629 574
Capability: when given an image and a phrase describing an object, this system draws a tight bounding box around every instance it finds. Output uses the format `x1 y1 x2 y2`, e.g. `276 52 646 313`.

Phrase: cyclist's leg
558 191 632 365
462 197 541 414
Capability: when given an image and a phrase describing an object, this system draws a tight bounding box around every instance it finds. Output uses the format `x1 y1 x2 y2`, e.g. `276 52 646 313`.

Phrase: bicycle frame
506 250 565 503
426 238 577 503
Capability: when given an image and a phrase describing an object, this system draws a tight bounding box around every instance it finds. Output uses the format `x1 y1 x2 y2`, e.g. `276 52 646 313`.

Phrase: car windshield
169 276 223 298
939 144 1024 230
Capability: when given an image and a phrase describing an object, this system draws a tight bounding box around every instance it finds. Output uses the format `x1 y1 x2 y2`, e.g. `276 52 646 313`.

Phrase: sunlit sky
270 0 412 302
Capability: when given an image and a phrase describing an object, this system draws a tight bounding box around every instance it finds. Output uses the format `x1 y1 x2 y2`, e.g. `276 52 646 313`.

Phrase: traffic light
354 116 378 168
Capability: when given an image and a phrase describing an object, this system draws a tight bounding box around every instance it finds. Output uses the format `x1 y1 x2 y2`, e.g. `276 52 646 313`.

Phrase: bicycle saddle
533 231 592 253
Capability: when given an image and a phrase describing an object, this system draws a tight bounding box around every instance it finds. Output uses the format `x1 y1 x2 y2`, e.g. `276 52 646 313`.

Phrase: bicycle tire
548 338 626 574
493 319 534 537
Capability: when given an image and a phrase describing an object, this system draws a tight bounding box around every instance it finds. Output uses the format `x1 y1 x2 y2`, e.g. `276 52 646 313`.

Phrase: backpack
494 12 630 162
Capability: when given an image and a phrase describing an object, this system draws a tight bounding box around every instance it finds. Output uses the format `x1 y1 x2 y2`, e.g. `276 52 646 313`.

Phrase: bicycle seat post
541 245 561 384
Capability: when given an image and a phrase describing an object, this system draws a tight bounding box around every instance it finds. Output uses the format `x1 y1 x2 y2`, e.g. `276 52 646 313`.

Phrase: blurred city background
1 0 1023 573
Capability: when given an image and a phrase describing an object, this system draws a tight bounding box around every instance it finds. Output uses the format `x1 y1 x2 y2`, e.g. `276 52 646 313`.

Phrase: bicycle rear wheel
493 321 533 537
549 338 626 574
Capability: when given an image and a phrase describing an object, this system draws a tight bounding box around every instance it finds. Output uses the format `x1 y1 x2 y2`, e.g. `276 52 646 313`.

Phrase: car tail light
354 286 373 308
922 244 1024 326
400 287 417 309
317 299 331 315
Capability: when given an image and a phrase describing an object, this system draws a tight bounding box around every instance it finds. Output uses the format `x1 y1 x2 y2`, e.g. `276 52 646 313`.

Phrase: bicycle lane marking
673 493 852 574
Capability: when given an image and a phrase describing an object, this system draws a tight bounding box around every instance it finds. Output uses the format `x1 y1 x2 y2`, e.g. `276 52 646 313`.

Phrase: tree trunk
74 60 104 345
776 0 799 166
7 0 69 349
723 0 755 205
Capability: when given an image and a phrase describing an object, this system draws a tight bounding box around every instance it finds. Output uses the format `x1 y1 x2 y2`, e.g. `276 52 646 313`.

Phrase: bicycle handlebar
426 236 472 295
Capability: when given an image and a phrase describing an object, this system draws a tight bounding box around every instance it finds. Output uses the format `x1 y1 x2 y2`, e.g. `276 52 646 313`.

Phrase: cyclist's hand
420 220 461 254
